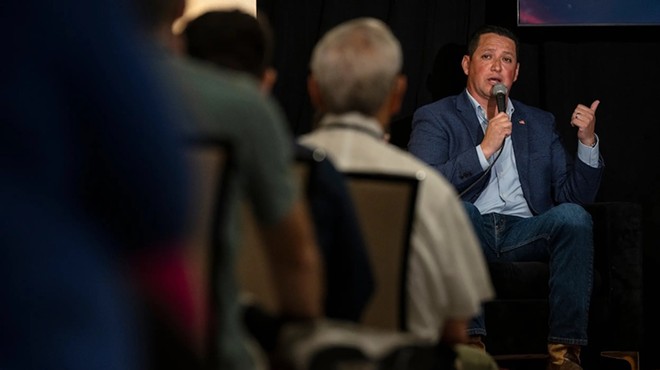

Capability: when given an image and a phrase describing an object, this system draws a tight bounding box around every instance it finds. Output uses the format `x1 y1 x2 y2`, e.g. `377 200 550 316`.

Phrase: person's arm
236 91 323 319
440 318 469 345
551 101 604 205
259 200 324 319
571 100 600 148
572 100 602 169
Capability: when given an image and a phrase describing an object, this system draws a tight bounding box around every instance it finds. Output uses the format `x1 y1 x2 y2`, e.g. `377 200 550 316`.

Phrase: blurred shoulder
164 55 288 136
168 55 265 104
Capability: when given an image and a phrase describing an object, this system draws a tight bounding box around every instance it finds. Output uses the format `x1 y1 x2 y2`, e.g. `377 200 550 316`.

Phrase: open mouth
488 78 502 84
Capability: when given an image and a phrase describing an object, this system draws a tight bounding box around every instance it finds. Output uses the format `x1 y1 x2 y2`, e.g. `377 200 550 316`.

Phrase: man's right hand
481 111 512 158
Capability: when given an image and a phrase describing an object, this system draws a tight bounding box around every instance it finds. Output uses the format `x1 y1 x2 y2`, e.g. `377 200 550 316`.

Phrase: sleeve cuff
476 145 490 170
577 134 600 168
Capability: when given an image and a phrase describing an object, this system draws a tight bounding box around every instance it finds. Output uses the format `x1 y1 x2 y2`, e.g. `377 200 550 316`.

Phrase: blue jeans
463 202 593 346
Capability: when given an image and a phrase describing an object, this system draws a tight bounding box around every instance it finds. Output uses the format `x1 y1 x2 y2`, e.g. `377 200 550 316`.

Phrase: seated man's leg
461 202 493 344
498 203 593 368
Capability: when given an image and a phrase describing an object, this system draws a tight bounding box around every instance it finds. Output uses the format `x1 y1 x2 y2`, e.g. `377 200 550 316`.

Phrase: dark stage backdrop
259 0 660 368
257 0 486 137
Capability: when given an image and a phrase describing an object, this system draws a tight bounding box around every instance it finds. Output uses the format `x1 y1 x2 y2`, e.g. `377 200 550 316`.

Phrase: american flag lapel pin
518 119 526 125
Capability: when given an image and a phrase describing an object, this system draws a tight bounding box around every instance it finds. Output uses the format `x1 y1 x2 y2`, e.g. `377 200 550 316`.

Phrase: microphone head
492 83 508 97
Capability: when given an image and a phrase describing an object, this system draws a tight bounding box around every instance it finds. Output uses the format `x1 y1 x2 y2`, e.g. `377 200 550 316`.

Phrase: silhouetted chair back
343 172 420 331
184 139 233 368
235 158 312 314
236 166 460 370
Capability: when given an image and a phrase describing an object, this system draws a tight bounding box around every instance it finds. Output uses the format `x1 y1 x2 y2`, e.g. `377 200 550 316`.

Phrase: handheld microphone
492 83 508 114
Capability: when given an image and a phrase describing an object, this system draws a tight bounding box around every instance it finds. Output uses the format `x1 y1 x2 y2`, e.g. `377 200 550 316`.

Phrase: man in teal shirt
132 1 324 369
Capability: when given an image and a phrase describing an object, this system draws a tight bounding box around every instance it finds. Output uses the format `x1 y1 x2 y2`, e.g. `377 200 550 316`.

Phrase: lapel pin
518 119 526 125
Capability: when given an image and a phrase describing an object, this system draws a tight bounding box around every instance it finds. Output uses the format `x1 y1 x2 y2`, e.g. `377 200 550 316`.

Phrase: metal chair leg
601 351 639 370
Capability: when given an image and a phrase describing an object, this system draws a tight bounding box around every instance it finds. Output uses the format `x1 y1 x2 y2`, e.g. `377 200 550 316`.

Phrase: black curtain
258 0 486 136
260 0 660 368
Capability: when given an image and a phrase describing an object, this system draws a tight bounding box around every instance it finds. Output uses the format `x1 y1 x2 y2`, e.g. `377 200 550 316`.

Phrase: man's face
461 33 519 105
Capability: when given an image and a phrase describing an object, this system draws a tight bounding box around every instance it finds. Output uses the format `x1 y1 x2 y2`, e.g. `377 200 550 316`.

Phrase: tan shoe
547 345 582 370
546 353 582 369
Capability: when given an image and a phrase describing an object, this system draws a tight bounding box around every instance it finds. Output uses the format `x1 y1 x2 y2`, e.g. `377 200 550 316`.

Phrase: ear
461 55 471 76
388 75 407 115
260 67 278 94
307 75 324 110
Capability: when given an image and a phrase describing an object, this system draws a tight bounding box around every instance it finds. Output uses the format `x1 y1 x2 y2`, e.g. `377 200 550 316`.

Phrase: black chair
239 168 421 333
237 165 452 370
342 172 420 331
235 153 315 316
270 171 454 370
236 151 335 355
184 138 233 369
141 138 233 370
483 202 643 370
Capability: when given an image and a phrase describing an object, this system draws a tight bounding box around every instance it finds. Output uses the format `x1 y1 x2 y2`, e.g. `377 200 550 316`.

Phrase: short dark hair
184 10 273 79
466 25 519 59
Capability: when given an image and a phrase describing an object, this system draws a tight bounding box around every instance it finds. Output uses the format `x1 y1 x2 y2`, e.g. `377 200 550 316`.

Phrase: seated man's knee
548 204 593 256
552 203 592 229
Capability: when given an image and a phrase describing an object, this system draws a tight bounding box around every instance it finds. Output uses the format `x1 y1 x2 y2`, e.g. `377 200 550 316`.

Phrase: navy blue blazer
408 90 604 215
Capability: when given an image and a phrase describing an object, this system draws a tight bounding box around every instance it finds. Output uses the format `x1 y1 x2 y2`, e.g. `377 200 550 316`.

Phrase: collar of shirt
319 112 386 140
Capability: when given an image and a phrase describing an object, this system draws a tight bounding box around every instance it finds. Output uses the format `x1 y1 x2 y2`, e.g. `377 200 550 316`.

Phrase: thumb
590 100 600 112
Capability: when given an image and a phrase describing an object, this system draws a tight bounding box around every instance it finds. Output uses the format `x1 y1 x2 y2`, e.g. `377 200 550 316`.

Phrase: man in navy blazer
408 25 602 370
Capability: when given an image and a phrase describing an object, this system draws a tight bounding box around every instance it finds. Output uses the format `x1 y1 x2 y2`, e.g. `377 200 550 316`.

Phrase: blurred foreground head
183 9 277 92
309 17 403 117
184 10 273 78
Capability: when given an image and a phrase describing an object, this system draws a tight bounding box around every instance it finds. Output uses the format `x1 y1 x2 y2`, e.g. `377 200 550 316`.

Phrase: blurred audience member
184 9 277 93
132 1 324 369
183 8 374 324
1 0 191 369
298 17 497 370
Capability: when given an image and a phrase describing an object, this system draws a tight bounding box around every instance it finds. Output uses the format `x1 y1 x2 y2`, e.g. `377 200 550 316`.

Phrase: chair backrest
184 138 232 365
235 201 277 312
343 172 420 332
235 158 312 314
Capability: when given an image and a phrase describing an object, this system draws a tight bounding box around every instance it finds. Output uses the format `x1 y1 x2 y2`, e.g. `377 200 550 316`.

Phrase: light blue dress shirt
465 91 600 217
